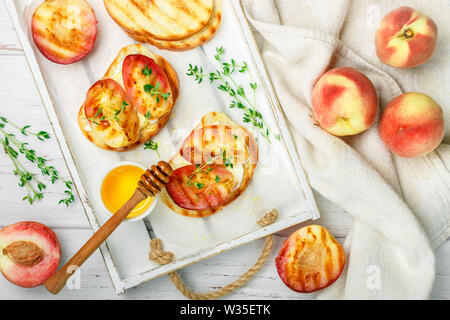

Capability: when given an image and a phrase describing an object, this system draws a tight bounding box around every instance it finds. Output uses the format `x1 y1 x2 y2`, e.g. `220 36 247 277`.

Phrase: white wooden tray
5 0 320 294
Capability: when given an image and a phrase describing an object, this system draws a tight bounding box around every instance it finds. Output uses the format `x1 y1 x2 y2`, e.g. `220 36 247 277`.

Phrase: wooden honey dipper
45 161 173 295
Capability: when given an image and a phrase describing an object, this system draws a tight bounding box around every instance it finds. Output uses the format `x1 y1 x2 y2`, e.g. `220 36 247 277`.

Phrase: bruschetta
78 44 179 151
160 112 258 217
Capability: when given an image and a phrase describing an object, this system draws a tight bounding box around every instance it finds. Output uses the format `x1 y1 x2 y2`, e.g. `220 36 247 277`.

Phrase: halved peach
84 78 139 149
122 54 173 119
0 222 61 288
180 125 253 165
166 164 234 211
275 225 345 293
31 0 97 65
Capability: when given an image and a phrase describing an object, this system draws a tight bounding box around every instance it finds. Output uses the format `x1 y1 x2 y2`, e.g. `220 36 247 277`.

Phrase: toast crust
159 112 258 217
123 0 222 51
78 44 179 151
104 0 213 41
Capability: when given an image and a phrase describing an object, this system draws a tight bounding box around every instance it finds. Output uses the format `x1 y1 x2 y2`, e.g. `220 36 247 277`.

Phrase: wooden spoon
45 161 173 295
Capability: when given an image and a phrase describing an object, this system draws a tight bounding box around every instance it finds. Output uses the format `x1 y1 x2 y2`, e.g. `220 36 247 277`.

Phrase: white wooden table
0 1 448 300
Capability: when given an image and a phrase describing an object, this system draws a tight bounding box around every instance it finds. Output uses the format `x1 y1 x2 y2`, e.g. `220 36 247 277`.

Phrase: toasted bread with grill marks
159 112 258 217
107 0 222 51
78 44 179 151
104 0 213 41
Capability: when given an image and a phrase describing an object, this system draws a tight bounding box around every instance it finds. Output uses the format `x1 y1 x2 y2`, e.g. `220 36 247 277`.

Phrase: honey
101 164 153 219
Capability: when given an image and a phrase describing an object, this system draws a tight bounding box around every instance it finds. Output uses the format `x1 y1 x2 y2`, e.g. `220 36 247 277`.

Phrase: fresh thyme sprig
186 162 213 189
85 100 128 126
0 137 44 204
222 150 234 169
144 139 160 157
142 65 172 104
186 46 279 142
185 151 234 190
59 180 74 206
0 116 74 206
0 116 50 141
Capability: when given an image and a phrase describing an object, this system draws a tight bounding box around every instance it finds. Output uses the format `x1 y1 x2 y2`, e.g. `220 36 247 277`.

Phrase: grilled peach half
84 78 139 149
166 164 234 211
276 225 345 293
180 125 257 165
31 0 97 64
0 222 61 288
122 54 173 120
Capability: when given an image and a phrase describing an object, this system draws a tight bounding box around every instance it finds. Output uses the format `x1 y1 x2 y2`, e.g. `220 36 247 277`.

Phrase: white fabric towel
242 0 450 299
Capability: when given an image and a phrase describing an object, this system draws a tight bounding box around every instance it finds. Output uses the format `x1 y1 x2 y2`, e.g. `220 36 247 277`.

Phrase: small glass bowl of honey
99 161 156 222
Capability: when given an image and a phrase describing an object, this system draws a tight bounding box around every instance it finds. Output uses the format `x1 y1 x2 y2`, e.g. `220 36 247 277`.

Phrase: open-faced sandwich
103 0 222 51
78 44 179 151
160 112 258 217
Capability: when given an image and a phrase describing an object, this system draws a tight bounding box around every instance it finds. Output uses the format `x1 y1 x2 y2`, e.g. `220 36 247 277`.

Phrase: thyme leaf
144 139 160 158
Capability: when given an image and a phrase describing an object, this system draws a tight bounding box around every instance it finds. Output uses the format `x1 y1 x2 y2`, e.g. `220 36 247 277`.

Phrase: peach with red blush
0 221 61 288
312 67 378 136
375 6 438 68
379 92 444 158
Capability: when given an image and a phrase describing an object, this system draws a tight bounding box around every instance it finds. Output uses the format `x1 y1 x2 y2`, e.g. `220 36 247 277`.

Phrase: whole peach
275 225 345 293
312 67 378 136
375 6 438 68
379 92 444 158
0 221 61 288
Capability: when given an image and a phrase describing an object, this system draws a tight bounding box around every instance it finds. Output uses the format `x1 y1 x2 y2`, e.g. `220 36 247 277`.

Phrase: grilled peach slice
122 54 173 120
180 125 257 165
84 78 139 149
0 222 61 288
166 164 234 210
276 225 345 293
31 0 97 64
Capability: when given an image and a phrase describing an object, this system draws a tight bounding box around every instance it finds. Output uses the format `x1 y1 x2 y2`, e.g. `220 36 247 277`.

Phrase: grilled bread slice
105 0 222 51
160 112 258 217
125 0 222 51
104 0 213 41
78 44 179 151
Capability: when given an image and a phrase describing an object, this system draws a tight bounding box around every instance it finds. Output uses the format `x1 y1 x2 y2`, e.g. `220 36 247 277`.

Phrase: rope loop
148 209 278 299
149 238 174 264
